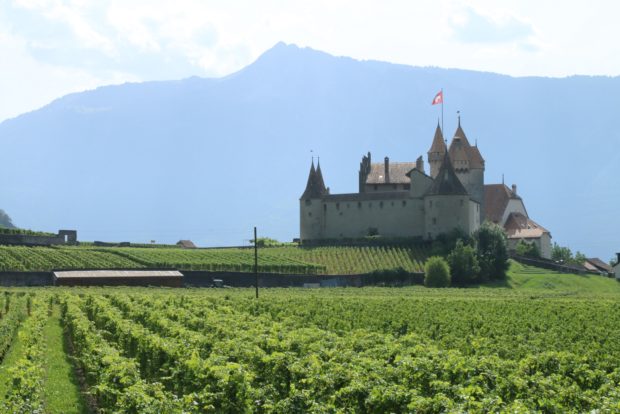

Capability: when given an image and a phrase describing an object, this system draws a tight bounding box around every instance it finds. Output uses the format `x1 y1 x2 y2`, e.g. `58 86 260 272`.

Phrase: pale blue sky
1 0 619 122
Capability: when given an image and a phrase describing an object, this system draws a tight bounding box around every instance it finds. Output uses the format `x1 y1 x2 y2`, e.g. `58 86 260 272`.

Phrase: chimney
384 157 390 183
416 156 424 174
511 184 517 195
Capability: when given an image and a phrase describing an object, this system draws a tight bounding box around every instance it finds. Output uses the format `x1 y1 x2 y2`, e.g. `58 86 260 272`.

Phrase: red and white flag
431 90 443 105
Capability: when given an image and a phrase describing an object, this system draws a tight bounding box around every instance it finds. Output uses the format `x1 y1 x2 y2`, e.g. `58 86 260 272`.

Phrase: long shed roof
53 270 183 279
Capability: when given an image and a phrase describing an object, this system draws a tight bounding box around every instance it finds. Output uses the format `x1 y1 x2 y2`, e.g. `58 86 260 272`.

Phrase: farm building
53 270 183 287
177 240 197 248
614 254 620 279
583 258 613 275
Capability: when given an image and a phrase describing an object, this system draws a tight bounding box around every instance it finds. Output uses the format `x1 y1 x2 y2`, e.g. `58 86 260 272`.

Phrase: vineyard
0 245 428 274
1 286 620 412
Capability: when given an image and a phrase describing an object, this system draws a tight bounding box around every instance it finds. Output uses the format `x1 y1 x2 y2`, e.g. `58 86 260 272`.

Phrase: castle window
323 204 327 214
477 204 479 211
373 185 378 191
358 202 362 209
305 200 312 206
369 202 372 208
402 200 407 207
391 201 394 207
432 218 437 225
308 212 312 217
336 203 340 210
460 199 464 207
379 201 384 208
392 184 397 189
429 200 433 208
347 203 350 208
404 184 410 190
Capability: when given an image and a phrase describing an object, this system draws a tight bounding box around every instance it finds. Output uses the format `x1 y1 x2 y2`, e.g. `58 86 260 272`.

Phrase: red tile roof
484 184 520 224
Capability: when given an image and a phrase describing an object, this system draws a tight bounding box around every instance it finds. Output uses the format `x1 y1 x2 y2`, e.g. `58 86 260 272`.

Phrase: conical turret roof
426 151 468 196
301 161 327 199
428 122 447 154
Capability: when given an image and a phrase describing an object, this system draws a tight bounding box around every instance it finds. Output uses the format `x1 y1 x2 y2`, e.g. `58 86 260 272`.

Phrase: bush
424 256 451 287
474 222 509 280
516 240 540 258
447 240 481 285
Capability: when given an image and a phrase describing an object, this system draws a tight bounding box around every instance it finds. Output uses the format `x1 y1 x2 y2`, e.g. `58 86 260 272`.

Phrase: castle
300 118 552 258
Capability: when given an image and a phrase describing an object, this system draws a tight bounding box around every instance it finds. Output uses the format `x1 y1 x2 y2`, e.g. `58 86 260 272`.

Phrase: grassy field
506 260 620 294
0 266 619 412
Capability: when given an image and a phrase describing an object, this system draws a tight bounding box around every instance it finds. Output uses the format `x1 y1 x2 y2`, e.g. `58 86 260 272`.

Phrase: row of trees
424 222 509 287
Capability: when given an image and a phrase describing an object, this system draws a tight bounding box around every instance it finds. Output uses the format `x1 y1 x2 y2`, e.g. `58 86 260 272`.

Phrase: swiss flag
431 90 443 105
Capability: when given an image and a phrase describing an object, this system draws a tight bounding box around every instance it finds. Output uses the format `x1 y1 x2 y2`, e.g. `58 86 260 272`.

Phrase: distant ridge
0 42 618 258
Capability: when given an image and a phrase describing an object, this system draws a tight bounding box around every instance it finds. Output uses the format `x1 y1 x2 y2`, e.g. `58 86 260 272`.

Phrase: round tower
300 161 327 243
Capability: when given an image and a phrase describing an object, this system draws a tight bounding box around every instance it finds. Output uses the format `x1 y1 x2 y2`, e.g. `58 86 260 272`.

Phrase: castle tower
448 117 485 222
427 122 447 178
424 151 479 238
300 161 327 242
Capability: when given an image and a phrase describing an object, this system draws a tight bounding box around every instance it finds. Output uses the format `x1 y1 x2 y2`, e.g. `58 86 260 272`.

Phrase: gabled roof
365 162 417 185
585 258 612 273
428 123 447 154
484 184 521 223
425 152 468 196
301 162 327 199
504 212 550 239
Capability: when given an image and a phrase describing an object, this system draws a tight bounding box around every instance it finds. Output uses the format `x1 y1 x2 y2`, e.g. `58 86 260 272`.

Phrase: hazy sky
1 0 618 123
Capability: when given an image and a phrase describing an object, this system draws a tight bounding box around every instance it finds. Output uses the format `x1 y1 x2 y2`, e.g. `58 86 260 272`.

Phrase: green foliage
573 251 587 265
475 222 509 280
515 239 540 258
250 237 295 247
0 244 430 275
551 243 573 263
551 243 587 266
1 285 620 411
430 228 473 256
1 295 48 413
424 256 451 287
447 239 481 285
0 227 55 236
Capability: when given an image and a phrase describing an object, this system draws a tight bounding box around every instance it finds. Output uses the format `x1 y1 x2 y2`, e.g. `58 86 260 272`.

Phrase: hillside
0 42 618 259
506 260 620 294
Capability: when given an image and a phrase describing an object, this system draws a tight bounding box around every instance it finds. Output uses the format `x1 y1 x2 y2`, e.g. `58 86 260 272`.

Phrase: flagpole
441 88 444 135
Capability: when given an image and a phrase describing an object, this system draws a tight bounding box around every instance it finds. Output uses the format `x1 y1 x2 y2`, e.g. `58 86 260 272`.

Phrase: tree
551 243 573 263
515 240 540 258
447 239 481 285
474 222 509 280
0 209 14 228
424 256 451 287
430 228 474 256
573 251 587 265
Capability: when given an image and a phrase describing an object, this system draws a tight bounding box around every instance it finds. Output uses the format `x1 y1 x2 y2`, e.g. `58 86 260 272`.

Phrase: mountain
0 42 618 259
